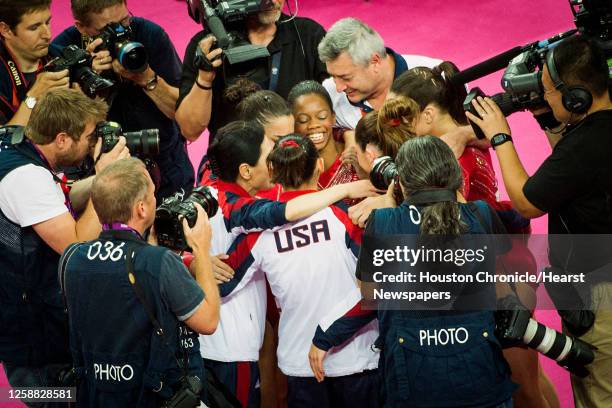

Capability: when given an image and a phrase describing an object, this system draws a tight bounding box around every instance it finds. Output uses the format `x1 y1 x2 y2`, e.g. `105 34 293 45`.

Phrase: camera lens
116 41 148 73
73 66 114 98
123 129 160 156
185 186 219 219
370 156 398 190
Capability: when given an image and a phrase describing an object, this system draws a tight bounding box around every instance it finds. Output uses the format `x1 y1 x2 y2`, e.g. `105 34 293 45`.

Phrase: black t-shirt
51 18 195 199
0 41 41 124
177 15 327 138
524 109 612 269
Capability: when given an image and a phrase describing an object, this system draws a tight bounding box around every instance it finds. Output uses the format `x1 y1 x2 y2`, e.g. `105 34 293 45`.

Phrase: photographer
0 88 127 397
175 0 327 142
0 0 69 125
60 157 219 407
309 136 516 407
51 0 194 200
466 35 612 408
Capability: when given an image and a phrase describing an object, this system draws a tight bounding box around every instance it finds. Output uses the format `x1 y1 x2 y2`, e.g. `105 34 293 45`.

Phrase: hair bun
223 78 262 104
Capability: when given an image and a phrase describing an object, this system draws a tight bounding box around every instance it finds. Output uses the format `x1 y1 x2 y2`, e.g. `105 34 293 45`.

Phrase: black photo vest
0 133 70 366
62 230 204 407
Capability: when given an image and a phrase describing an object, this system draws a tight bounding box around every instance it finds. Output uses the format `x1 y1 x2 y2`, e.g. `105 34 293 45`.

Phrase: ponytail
376 96 419 158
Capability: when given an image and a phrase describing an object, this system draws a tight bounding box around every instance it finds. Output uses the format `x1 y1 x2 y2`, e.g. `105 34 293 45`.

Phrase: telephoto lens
495 295 596 378
95 121 159 156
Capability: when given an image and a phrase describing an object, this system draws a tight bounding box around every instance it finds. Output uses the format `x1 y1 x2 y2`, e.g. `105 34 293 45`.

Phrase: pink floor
0 0 579 406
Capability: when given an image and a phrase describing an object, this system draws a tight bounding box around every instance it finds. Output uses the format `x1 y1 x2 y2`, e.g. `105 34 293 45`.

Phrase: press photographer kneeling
465 35 612 408
59 158 220 407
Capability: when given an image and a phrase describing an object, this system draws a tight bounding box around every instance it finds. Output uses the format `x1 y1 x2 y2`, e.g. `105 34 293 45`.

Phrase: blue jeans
3 363 73 408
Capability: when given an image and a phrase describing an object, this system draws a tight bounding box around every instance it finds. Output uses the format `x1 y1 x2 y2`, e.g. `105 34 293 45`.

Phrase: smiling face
326 51 380 103
292 93 335 152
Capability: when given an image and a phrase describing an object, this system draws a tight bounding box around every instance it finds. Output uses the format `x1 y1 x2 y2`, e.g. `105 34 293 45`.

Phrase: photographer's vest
0 133 70 366
368 201 516 407
61 230 204 407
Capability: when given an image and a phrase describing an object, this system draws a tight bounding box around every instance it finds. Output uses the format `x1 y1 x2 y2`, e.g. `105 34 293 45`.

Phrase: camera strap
268 51 282 92
0 42 43 117
125 246 191 379
8 127 77 218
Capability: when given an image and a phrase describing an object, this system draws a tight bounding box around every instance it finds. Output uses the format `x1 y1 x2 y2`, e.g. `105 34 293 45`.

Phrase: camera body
97 22 148 73
155 186 219 252
495 295 596 378
45 45 114 98
187 0 272 65
461 0 612 121
162 375 203 408
95 121 160 156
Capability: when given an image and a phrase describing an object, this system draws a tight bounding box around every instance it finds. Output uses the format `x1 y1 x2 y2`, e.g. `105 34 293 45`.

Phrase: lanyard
102 223 144 240
0 42 43 116
268 51 282 92
27 139 77 219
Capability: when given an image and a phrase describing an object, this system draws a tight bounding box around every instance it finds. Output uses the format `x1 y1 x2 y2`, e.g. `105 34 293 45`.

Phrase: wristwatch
24 95 37 109
490 133 513 149
144 73 158 91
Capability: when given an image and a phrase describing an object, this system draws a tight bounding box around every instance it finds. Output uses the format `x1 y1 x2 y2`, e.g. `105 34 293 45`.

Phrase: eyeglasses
92 11 134 36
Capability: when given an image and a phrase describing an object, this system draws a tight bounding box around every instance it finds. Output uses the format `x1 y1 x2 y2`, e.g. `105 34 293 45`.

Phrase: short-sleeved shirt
323 49 441 130
177 15 328 138
52 18 194 199
523 109 612 270
0 163 67 227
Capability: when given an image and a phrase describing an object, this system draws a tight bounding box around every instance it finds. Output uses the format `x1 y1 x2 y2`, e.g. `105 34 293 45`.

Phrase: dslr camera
155 186 219 251
162 375 203 408
97 22 148 73
495 295 596 378
45 45 114 98
95 121 160 156
187 0 274 65
369 156 404 204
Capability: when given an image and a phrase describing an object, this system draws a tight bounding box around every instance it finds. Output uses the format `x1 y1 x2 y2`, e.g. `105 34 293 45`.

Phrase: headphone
545 46 593 114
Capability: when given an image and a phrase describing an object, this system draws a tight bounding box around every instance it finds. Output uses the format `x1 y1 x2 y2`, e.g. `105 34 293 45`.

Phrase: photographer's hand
111 60 179 120
93 136 130 174
27 70 70 98
86 38 113 73
465 96 511 140
182 203 212 255
196 36 223 87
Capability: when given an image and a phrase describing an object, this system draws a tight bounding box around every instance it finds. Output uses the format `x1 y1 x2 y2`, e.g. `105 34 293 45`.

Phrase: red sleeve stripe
330 205 363 245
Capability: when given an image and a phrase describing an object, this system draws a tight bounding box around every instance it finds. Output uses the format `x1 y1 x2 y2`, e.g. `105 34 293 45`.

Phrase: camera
369 156 405 204
97 22 148 73
495 295 596 378
457 0 612 126
187 0 273 65
45 45 114 98
370 156 398 191
155 186 219 251
162 375 203 408
95 121 160 156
